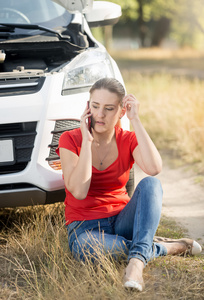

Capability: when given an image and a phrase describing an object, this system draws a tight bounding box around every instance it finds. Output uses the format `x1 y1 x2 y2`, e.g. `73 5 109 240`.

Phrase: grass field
1 203 204 300
110 48 204 73
0 49 204 299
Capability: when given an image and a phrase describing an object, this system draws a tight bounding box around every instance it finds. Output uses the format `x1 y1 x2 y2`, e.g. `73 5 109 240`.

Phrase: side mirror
85 1 122 27
52 0 93 13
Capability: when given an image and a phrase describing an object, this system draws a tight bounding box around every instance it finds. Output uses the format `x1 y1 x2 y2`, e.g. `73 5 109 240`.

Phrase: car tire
126 167 135 198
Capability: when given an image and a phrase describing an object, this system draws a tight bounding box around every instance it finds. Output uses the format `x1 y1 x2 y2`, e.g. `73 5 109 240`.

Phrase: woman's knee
138 176 162 195
136 176 163 209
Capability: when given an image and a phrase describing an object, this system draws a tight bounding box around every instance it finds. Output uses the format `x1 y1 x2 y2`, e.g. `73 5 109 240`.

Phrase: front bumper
0 184 65 208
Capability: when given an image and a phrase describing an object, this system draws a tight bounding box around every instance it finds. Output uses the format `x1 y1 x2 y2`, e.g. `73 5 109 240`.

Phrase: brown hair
89 78 125 107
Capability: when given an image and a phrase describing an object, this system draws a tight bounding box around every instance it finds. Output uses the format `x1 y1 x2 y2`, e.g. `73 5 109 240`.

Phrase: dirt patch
158 163 204 248
134 157 204 250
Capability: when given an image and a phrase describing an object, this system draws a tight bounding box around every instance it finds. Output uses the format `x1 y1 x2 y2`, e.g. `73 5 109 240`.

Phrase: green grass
156 216 186 239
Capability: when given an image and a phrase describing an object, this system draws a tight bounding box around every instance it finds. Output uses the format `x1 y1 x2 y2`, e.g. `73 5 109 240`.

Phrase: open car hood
0 34 87 62
52 0 93 13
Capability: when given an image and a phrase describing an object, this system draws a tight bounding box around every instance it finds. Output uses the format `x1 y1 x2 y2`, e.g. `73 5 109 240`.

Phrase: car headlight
61 48 114 94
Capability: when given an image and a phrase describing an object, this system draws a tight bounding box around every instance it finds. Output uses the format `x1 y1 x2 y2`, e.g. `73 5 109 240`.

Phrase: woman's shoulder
115 126 138 154
58 127 81 148
115 126 136 141
57 128 82 156
60 127 82 142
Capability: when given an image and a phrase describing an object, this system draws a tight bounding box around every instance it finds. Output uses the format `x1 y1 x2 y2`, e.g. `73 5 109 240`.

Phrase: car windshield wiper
0 23 70 40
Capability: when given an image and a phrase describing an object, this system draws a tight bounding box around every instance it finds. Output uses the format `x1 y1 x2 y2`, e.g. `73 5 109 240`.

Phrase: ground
159 160 204 249
134 154 204 251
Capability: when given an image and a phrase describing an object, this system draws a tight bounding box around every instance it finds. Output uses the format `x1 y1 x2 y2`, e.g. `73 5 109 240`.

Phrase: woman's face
90 88 124 134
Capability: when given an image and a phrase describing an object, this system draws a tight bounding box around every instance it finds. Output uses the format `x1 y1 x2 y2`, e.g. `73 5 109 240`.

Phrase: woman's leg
114 176 166 290
71 229 129 262
114 176 167 265
68 177 166 264
67 217 131 263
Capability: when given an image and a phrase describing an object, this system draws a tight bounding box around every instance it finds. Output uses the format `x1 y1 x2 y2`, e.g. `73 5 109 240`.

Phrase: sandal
153 236 202 255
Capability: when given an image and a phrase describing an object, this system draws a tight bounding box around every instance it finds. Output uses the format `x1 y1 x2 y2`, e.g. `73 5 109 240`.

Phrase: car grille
46 119 80 162
0 77 45 97
0 122 37 174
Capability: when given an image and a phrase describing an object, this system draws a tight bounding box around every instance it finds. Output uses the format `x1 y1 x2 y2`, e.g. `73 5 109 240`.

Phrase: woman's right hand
80 102 93 142
60 102 93 200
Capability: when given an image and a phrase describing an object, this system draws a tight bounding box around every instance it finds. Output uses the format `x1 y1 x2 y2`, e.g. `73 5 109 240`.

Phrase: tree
137 0 152 47
107 0 204 48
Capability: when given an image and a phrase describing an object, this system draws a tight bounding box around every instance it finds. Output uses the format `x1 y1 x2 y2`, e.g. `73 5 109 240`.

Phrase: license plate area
0 139 15 166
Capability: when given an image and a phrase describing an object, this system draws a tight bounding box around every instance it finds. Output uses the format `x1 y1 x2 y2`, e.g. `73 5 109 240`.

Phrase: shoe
154 236 202 255
123 272 144 292
124 279 143 292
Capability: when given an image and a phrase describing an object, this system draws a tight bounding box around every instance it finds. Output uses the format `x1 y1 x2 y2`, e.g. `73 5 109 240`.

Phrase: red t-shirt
56 126 138 224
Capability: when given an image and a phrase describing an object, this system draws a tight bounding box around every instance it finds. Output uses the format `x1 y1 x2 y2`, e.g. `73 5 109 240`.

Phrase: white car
0 0 134 207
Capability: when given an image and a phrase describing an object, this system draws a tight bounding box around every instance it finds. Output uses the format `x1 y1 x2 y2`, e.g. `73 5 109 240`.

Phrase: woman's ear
116 107 126 128
119 107 126 119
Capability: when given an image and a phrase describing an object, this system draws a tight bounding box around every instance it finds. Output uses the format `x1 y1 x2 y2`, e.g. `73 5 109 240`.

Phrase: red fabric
56 126 138 224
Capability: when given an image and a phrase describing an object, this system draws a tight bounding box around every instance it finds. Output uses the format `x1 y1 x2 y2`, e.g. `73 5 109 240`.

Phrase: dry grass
0 203 203 300
126 73 204 162
110 48 204 71
1 49 204 299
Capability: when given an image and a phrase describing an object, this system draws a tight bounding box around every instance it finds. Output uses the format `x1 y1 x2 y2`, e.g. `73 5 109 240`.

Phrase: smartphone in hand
87 101 92 133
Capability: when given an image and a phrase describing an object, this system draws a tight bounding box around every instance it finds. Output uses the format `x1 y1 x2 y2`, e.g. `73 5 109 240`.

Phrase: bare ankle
124 258 144 284
128 258 144 271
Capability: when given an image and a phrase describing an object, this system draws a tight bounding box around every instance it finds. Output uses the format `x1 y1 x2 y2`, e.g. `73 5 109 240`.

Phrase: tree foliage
107 0 204 48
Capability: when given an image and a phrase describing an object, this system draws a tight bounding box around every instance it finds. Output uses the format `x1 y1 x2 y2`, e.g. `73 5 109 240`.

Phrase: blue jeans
66 177 167 266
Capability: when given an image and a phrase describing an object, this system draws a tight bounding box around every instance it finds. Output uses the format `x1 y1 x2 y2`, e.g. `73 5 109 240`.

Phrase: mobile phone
87 101 92 133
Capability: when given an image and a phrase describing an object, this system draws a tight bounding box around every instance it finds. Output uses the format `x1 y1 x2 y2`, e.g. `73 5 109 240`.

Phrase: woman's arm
59 104 93 200
123 94 162 176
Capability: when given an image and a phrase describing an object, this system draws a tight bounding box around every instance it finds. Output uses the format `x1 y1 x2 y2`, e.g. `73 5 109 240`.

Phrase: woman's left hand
123 95 162 176
123 94 140 121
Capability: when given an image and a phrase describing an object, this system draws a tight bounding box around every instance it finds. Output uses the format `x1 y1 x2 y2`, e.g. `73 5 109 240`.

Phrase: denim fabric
66 177 167 265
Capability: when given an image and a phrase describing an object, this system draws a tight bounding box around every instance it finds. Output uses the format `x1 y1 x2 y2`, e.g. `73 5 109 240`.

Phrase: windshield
0 0 73 29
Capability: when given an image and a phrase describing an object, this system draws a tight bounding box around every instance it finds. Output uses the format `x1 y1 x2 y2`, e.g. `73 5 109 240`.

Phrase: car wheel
126 167 135 198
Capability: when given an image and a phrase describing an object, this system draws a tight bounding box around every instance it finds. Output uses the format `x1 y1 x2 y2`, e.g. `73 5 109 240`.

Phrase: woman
56 78 202 292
